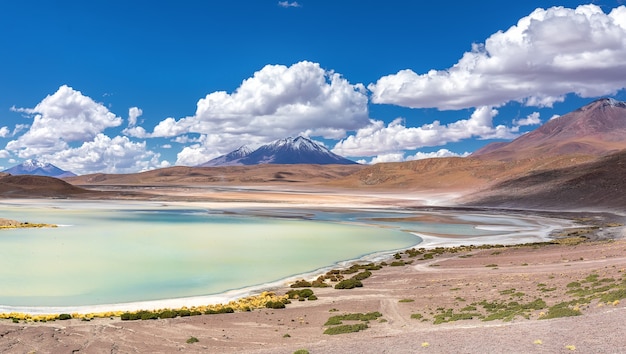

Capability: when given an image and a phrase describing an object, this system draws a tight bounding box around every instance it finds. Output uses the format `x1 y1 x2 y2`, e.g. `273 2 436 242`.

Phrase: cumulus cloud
333 106 516 157
147 61 369 156
0 126 9 138
48 134 162 175
513 112 541 127
128 107 143 127
4 86 167 174
362 149 469 165
407 149 470 161
0 150 10 159
369 4 626 110
6 85 122 156
278 1 301 8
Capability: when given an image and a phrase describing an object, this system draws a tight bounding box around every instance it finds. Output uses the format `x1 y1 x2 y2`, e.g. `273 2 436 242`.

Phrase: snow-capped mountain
198 146 253 167
198 136 358 166
2 159 77 178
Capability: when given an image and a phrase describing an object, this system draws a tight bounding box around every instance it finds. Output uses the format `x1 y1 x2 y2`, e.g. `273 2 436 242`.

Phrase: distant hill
473 98 626 160
2 159 76 178
198 136 358 166
464 149 626 210
0 174 88 198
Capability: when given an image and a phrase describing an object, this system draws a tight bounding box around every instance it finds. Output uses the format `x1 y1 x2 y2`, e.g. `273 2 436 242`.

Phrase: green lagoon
0 200 560 313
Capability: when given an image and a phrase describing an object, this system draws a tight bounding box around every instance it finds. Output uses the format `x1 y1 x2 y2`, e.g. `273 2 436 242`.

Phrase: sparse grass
398 299 414 303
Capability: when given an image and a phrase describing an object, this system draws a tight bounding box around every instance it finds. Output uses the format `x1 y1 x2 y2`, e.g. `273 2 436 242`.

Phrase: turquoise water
0 202 419 309
0 201 560 312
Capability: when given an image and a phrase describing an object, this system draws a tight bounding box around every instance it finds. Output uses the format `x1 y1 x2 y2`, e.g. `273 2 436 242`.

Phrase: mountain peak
198 136 357 166
472 97 626 160
577 97 626 112
2 160 77 178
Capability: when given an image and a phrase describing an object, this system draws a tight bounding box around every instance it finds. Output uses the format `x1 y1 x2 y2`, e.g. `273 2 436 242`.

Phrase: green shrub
158 310 177 319
186 336 199 344
265 301 286 309
352 270 372 281
290 280 312 288
293 349 310 354
323 323 368 335
58 313 72 320
334 279 363 289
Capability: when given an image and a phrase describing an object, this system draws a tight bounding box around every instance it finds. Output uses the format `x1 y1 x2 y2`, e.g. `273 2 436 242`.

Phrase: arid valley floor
1 185 625 354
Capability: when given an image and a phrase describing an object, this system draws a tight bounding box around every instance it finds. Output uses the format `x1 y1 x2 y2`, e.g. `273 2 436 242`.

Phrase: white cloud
369 153 405 164
278 1 301 8
128 107 143 127
513 112 541 126
49 134 162 175
365 149 469 165
369 5 626 110
147 61 369 157
12 124 29 137
333 106 517 157
6 85 122 156
0 126 9 138
407 149 470 161
0 150 10 159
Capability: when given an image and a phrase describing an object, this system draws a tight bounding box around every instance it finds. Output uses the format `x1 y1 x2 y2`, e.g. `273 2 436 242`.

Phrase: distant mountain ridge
2 159 77 178
472 98 626 160
198 136 357 166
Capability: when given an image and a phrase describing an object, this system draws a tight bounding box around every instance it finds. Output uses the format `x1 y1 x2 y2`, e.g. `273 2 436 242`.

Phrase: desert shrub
398 299 414 303
286 289 314 299
334 279 363 289
410 313 423 319
204 307 235 315
293 349 310 354
323 323 368 335
178 309 191 317
324 312 382 325
186 336 199 344
352 270 372 281
311 280 330 288
290 280 312 288
158 310 177 319
307 295 318 300
540 303 581 319
265 301 286 309
58 314 72 320
140 311 158 320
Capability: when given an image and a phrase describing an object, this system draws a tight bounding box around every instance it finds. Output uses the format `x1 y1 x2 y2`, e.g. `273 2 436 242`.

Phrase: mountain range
5 97 626 210
2 159 76 178
198 136 357 166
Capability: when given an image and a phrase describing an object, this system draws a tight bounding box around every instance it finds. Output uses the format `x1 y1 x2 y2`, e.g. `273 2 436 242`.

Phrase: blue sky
2 1 626 174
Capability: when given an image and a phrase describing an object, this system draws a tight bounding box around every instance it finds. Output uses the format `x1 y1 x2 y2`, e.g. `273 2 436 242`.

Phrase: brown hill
0 174 91 198
463 149 626 210
327 155 596 192
65 164 364 187
473 98 626 160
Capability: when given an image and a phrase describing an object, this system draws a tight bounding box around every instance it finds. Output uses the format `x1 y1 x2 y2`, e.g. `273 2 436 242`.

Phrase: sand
1 190 626 353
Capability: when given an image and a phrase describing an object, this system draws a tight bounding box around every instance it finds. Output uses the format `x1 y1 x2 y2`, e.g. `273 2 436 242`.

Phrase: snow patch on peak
23 159 49 169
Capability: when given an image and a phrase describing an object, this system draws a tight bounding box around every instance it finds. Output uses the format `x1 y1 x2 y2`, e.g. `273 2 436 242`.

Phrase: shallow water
0 201 418 309
0 200 560 312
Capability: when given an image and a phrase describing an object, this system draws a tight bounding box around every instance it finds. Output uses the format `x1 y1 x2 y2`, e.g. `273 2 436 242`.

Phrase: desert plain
1 182 625 354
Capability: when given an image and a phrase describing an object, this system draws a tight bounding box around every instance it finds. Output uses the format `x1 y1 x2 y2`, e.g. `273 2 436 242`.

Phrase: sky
1 0 626 174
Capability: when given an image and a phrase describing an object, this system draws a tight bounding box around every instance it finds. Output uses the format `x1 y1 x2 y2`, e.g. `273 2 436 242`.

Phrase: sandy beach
0 187 625 353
